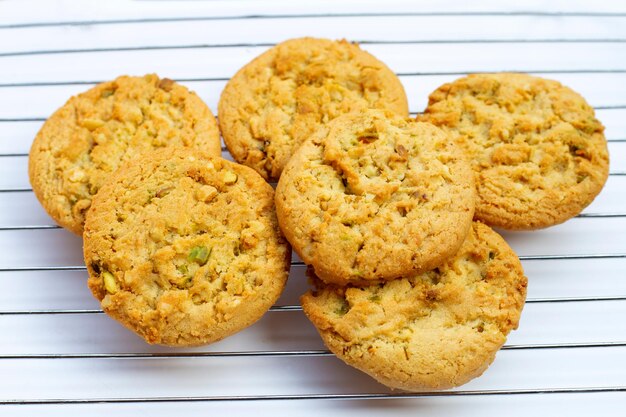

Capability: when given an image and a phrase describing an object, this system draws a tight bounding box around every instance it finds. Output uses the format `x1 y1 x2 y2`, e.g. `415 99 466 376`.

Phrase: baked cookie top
275 109 475 286
218 37 409 181
29 74 221 235
83 148 290 346
419 73 609 230
301 222 527 391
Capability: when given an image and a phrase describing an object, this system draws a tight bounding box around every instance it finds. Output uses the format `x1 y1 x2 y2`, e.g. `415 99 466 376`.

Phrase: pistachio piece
102 271 119 294
357 127 378 144
334 299 350 316
155 185 174 198
81 118 105 131
68 169 86 183
171 272 193 289
195 184 218 203
176 264 189 276
222 171 238 185
188 245 211 265
395 144 408 159
158 78 175 92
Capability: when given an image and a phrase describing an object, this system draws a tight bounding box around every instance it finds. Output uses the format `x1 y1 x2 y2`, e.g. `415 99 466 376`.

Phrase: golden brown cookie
302 222 527 391
419 73 610 230
83 148 290 346
218 37 409 181
275 109 475 286
29 74 221 235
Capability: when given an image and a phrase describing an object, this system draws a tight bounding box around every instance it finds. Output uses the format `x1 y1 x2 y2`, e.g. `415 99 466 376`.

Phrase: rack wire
1 2 625 415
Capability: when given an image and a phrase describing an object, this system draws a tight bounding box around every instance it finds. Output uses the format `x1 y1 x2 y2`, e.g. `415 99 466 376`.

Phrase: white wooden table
0 1 625 415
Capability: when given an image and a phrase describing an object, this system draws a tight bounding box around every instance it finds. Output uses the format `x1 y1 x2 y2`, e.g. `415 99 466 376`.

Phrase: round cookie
301 222 528 391
29 74 222 235
275 109 475 286
83 148 290 346
419 73 609 230
218 37 409 181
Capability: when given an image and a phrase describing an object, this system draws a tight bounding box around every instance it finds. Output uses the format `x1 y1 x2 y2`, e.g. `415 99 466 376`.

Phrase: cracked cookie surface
301 222 527 391
275 109 475 285
29 74 221 235
419 73 609 230
218 37 409 181
83 148 290 346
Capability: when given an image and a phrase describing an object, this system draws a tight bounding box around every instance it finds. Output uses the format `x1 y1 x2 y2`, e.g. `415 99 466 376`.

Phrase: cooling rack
1 1 625 415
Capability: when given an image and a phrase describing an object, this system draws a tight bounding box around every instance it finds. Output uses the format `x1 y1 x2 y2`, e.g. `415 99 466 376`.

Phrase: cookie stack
29 74 291 346
217 38 607 390
273 108 528 390
27 37 609 391
29 74 223 235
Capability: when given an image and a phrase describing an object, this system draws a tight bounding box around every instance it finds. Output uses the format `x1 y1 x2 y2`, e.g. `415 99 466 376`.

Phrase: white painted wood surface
0 0 625 415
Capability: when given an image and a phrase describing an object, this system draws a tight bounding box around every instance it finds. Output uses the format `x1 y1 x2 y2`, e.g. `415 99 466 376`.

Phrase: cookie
301 222 527 391
275 109 475 286
83 148 290 346
419 73 610 230
218 37 409 181
29 74 222 235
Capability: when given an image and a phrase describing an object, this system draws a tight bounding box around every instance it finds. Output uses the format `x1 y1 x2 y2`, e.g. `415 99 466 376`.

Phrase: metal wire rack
1 2 625 415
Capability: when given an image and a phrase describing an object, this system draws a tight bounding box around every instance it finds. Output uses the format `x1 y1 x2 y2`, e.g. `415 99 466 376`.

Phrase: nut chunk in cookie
302 222 527 391
219 37 409 181
420 73 609 230
276 109 475 286
84 148 290 346
29 74 221 235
